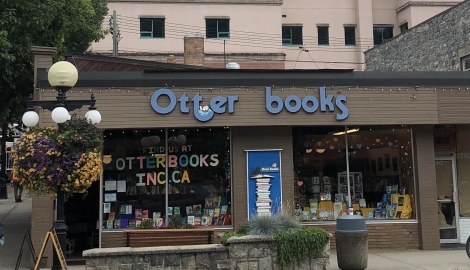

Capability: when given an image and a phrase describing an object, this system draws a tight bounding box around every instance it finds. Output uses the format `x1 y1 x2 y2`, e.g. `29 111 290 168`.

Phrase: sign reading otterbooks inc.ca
150 87 349 122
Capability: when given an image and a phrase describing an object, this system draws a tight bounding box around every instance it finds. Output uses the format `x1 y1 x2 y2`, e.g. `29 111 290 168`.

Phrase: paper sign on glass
117 180 126 192
104 193 117 202
105 180 117 191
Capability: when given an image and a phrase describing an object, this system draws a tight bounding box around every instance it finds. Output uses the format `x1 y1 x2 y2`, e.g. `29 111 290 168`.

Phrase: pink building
91 0 461 70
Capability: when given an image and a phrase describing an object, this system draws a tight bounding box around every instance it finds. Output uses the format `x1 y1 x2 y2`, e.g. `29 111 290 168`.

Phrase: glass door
435 156 459 243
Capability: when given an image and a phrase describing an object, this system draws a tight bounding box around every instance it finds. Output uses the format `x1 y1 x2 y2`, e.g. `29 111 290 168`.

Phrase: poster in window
105 180 117 191
246 149 282 219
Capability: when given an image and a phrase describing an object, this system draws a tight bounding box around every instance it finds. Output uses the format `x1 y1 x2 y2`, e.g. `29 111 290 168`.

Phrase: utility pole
223 39 226 67
111 10 119 57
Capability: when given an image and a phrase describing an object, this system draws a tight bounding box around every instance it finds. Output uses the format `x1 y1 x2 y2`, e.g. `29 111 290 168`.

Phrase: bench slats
123 228 215 247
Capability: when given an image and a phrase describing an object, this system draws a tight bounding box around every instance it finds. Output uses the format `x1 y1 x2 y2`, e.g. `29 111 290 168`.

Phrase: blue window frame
282 26 303 46
140 18 165 38
206 19 230 39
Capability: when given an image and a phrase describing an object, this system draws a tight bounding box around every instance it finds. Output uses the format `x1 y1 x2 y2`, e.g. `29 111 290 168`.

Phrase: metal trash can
0 178 7 199
336 213 368 270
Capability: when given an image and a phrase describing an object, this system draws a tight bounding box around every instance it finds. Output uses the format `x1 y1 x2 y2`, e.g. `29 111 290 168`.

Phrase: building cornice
397 1 461 13
107 0 282 5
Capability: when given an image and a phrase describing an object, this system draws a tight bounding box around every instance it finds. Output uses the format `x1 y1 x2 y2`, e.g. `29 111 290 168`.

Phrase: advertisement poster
246 149 282 219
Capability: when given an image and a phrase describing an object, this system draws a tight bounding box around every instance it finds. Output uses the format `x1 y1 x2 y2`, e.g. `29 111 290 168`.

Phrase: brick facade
313 222 420 250
184 36 205 66
365 0 470 71
31 195 55 267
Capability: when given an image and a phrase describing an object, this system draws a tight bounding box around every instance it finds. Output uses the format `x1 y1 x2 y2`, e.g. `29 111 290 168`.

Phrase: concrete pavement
330 249 470 270
0 184 32 270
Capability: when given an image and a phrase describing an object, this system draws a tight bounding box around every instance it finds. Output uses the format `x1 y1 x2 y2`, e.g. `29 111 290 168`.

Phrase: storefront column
413 125 440 250
231 126 294 229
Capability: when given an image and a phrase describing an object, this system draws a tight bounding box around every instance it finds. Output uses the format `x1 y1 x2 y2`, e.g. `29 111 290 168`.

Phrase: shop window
344 26 356 46
293 126 415 221
101 128 232 230
317 26 329 45
373 26 393 45
206 19 230 39
282 26 303 46
140 18 165 38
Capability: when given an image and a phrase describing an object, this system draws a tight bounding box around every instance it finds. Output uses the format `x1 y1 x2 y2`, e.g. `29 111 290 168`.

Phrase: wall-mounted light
306 148 313 153
316 149 326 154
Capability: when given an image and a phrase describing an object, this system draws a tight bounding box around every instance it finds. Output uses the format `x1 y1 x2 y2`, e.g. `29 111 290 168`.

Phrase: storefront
30 66 470 260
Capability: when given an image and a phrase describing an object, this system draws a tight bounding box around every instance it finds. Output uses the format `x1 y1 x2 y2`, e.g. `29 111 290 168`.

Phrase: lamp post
21 61 101 270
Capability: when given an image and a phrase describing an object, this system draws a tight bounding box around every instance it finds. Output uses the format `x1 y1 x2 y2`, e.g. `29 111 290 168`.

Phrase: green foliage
58 114 104 153
246 214 301 236
137 219 154 229
0 0 108 123
275 226 330 268
168 215 185 229
220 230 244 245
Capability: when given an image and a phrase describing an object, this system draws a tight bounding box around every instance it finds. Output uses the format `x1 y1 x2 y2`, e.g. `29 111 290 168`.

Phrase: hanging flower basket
11 115 104 199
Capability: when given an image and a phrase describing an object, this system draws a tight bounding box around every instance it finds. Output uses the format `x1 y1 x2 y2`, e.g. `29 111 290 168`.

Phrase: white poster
103 203 111 213
105 180 117 191
117 180 126 192
104 193 117 202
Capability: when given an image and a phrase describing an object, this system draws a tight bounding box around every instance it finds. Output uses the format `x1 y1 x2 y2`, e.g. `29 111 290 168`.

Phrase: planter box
83 235 330 270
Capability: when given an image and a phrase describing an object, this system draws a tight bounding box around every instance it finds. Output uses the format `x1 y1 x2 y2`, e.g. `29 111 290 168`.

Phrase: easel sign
15 231 36 270
34 228 68 270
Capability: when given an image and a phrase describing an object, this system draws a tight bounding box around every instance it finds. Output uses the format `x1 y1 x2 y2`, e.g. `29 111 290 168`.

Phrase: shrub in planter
221 214 330 268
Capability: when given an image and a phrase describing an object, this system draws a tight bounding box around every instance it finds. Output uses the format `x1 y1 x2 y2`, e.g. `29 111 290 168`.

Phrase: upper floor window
140 18 165 38
462 56 470 71
206 19 230 39
317 26 329 45
282 26 303 46
344 26 356 46
373 26 393 45
399 23 409 34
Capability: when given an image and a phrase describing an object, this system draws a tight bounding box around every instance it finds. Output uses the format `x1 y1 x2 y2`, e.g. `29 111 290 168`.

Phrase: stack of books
255 178 272 216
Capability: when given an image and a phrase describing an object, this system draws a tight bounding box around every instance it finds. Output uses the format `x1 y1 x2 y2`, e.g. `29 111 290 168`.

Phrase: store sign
150 86 349 122
150 88 239 122
265 86 349 121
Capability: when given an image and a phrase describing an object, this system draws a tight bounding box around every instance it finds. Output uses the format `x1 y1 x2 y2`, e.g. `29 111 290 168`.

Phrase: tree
0 0 108 178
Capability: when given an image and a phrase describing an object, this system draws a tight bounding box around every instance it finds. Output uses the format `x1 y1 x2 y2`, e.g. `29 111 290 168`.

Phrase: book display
101 127 233 230
293 125 416 221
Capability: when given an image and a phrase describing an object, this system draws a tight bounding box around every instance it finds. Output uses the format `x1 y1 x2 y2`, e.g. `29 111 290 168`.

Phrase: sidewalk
330 249 470 270
0 184 32 270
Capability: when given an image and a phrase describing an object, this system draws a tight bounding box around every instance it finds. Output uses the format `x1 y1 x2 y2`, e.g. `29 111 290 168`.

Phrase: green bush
220 230 243 245
275 226 330 268
246 214 301 236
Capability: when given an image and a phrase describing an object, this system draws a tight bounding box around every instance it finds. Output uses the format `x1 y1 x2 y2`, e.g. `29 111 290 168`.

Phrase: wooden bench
123 228 215 247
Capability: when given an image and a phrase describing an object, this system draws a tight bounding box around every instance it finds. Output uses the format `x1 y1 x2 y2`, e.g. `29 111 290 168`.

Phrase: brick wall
184 36 204 66
413 125 440 250
365 0 470 71
31 195 54 268
313 222 419 250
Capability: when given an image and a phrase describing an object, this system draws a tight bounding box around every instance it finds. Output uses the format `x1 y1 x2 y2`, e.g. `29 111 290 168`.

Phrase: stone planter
83 235 330 270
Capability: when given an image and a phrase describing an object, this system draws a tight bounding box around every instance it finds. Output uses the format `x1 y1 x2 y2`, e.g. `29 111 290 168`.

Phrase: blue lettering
192 93 214 122
210 96 228 114
266 87 283 114
179 93 190 114
150 88 177 114
319 86 334 112
227 96 238 113
335 95 349 120
285 95 302 113
301 96 319 113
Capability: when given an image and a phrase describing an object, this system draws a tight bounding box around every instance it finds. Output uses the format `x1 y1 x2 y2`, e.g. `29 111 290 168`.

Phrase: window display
101 127 232 229
293 126 415 221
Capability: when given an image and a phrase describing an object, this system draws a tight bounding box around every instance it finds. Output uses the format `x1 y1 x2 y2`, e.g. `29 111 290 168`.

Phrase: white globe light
22 111 39 127
47 61 78 87
51 107 70 124
86 110 101 124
